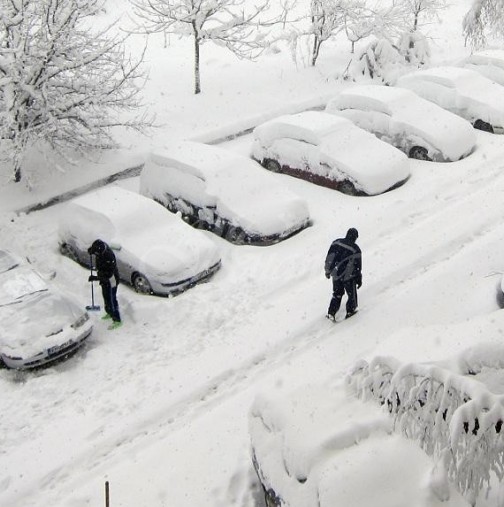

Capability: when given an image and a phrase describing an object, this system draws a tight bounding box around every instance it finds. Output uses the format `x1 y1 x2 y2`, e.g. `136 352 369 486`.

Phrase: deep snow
2 1 504 506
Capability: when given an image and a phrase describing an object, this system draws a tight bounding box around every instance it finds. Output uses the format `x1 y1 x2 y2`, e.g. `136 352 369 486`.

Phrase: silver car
0 249 93 370
58 186 222 296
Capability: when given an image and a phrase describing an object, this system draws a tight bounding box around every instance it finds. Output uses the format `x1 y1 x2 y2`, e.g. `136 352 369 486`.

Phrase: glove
325 272 330 279
88 275 99 282
356 278 362 289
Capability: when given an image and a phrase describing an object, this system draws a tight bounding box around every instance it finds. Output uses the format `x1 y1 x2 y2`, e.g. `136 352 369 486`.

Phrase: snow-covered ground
2 1 504 506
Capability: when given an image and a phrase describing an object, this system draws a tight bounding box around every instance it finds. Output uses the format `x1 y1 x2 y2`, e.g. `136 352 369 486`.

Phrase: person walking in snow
88 239 122 329
324 227 362 321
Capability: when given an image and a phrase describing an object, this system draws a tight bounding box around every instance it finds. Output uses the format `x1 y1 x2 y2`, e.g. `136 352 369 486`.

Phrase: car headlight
71 313 89 329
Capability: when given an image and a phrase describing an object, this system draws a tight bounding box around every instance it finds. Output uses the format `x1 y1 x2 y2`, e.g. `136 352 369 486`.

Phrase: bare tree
0 0 148 183
131 0 283 95
309 0 348 66
463 0 504 49
397 0 447 32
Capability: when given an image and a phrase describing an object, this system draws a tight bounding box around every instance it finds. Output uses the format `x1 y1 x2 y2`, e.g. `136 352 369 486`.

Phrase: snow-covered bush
347 355 504 504
397 30 431 65
348 38 405 84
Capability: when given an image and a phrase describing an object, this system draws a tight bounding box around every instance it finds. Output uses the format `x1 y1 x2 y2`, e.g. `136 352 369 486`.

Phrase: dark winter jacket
325 234 362 284
88 240 119 286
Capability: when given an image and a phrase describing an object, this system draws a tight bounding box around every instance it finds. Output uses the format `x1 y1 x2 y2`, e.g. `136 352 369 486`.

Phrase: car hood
0 289 84 359
118 222 221 283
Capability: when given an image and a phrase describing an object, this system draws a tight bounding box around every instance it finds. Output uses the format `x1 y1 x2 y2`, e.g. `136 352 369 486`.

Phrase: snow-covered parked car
58 186 221 296
251 110 410 196
0 249 93 370
139 142 311 246
461 49 504 87
325 85 476 161
397 66 504 133
250 381 469 507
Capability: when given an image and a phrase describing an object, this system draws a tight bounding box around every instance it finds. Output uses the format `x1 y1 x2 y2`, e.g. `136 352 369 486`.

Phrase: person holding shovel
88 239 122 329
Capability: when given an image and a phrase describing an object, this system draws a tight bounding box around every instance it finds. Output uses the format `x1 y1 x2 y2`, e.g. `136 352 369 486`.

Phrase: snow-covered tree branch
130 0 284 94
347 354 504 504
0 0 149 183
463 0 504 49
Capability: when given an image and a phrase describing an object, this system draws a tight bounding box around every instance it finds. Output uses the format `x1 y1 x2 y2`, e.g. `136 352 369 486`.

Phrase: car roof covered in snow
249 382 470 507
326 84 476 160
398 66 504 125
253 110 352 146
141 141 310 236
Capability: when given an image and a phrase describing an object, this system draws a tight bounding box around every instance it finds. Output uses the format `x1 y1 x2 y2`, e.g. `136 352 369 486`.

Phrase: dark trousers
328 278 358 317
101 282 121 322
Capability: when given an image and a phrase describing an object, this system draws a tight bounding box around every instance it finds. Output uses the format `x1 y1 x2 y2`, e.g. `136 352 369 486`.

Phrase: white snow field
2 1 504 507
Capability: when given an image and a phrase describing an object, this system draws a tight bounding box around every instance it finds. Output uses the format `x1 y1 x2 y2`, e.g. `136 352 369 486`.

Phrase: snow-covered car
0 249 93 370
397 66 504 133
139 142 311 246
249 382 469 507
325 85 476 161
461 49 504 86
251 110 410 196
58 186 221 296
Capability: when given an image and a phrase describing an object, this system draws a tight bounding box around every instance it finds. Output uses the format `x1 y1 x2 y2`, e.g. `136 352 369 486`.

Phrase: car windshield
0 250 20 274
0 267 48 307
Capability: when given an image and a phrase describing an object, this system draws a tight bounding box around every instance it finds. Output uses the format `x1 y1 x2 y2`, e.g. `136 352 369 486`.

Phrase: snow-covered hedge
347 356 504 504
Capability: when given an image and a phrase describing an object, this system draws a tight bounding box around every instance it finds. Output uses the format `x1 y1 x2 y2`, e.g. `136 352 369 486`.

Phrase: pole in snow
105 481 110 507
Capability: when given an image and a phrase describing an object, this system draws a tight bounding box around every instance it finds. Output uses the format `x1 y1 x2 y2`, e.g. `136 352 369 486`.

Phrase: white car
140 142 311 246
397 66 504 133
58 186 221 296
325 85 476 162
461 49 504 86
252 110 410 196
0 249 93 370
250 382 469 507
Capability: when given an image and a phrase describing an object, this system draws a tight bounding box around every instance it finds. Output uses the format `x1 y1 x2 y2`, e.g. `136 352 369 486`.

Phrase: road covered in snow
1 126 504 507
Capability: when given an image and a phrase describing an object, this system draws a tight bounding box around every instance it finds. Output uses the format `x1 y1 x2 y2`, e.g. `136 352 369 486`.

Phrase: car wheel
132 273 153 294
339 180 356 195
409 146 431 161
60 243 79 263
473 119 494 133
264 159 281 173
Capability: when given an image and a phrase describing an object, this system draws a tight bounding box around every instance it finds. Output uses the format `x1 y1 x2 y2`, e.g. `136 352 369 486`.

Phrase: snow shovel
86 255 101 312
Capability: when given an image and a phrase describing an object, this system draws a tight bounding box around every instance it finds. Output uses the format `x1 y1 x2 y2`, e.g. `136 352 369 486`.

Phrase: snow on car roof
143 142 310 236
327 85 476 161
250 382 468 507
399 66 504 125
253 110 352 146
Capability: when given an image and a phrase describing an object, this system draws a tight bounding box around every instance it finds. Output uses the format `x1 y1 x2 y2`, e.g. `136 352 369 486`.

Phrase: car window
0 267 48 306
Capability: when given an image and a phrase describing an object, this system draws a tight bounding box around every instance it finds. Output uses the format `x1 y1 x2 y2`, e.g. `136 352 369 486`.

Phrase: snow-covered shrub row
347 356 504 504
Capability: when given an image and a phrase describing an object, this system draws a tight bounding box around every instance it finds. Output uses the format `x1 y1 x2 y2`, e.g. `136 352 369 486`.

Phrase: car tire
409 146 431 161
132 273 153 295
60 243 79 263
339 180 356 196
473 119 494 133
263 159 281 173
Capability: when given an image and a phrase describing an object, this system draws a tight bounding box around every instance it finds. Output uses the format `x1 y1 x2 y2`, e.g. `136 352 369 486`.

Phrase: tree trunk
311 35 321 66
193 30 201 94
